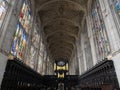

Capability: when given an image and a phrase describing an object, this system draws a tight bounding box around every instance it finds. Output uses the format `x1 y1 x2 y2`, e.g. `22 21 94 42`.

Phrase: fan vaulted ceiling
35 0 89 61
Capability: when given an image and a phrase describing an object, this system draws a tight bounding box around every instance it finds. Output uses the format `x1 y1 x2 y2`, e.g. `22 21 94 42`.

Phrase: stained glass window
11 0 32 60
28 25 40 69
19 0 31 34
0 0 9 32
37 38 44 73
108 0 120 37
11 23 27 59
29 46 36 68
115 1 120 17
91 0 111 60
32 26 40 49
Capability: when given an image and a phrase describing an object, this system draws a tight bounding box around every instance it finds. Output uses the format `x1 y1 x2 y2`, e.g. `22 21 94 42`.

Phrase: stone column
81 33 87 71
76 40 82 75
86 16 97 65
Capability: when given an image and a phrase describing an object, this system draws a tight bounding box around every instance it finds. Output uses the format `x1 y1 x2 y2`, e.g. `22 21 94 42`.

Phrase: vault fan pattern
35 0 90 61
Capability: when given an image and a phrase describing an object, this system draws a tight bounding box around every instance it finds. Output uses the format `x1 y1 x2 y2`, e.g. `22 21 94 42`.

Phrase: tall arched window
108 0 120 38
0 0 10 35
11 0 32 60
27 24 40 69
91 0 111 61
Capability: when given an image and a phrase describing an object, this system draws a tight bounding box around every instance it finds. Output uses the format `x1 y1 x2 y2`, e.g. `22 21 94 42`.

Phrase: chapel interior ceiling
35 0 90 61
